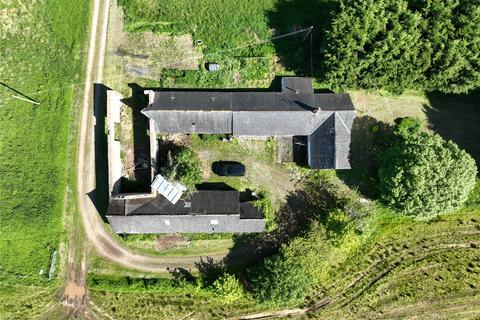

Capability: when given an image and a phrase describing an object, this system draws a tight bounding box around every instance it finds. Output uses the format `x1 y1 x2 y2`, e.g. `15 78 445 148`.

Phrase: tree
212 273 244 304
422 0 480 93
160 147 202 190
323 0 429 93
250 251 312 306
379 125 477 219
323 0 480 94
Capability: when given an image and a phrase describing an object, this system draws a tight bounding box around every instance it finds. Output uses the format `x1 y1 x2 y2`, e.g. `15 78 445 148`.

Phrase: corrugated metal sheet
151 174 185 204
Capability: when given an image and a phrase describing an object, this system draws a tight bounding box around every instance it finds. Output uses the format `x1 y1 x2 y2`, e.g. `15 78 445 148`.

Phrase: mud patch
63 281 87 305
156 234 190 251
198 150 212 180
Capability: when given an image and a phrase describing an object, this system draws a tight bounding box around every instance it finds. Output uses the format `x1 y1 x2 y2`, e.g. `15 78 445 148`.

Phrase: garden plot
105 0 201 86
118 32 201 79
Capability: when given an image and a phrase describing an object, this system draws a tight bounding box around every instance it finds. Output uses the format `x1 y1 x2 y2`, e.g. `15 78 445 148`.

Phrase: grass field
0 0 89 317
108 0 338 89
303 207 480 319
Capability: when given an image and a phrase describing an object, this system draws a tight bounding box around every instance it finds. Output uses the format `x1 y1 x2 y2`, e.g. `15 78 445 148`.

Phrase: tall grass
0 0 89 294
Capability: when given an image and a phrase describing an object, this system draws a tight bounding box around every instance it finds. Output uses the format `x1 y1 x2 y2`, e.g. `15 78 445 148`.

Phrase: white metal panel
151 174 185 204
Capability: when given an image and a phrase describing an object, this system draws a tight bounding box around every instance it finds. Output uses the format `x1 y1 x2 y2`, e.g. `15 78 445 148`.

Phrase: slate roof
141 77 355 169
106 190 264 233
147 78 315 112
307 111 354 169
106 214 265 234
107 190 258 217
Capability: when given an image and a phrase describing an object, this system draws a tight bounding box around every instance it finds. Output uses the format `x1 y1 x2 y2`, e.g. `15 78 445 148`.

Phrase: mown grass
118 233 235 257
88 272 266 319
0 0 89 317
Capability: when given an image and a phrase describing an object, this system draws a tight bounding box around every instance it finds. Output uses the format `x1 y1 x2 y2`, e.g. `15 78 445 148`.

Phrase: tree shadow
337 115 395 198
424 91 480 168
120 83 151 193
266 0 340 77
195 257 225 287
223 172 357 271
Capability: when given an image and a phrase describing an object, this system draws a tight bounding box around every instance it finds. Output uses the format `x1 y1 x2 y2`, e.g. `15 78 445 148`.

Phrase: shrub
253 192 277 231
394 117 422 140
250 251 312 306
212 274 244 304
196 257 225 288
198 134 226 143
161 147 202 190
379 131 477 219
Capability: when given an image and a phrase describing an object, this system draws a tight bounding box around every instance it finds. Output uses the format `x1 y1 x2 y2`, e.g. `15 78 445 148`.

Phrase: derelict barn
107 190 265 233
142 77 355 169
105 77 355 234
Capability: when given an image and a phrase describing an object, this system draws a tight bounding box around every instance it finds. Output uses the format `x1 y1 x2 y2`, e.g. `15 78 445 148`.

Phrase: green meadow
0 0 89 317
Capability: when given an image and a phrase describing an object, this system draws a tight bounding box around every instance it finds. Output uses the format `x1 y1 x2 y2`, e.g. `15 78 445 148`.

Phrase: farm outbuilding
143 77 355 169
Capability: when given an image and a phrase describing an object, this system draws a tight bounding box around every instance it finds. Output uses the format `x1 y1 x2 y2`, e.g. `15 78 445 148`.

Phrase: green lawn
0 0 89 317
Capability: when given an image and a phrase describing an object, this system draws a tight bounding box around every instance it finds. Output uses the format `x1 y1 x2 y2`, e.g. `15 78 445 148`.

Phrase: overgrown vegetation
250 249 312 306
244 170 480 311
161 146 203 190
253 192 277 231
379 118 477 219
118 0 277 88
0 0 89 317
212 273 245 304
324 0 480 94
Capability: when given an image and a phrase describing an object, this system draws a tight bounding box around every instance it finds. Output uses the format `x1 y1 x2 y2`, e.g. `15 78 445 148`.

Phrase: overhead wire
0 26 314 105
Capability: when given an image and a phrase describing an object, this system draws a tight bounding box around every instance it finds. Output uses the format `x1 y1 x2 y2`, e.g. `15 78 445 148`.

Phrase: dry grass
350 91 429 125
104 0 201 90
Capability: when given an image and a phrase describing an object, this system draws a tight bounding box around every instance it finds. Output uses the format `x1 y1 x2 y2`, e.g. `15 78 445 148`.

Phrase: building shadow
425 91 480 169
120 83 151 193
91 83 111 221
336 115 395 198
196 182 236 191
266 0 340 77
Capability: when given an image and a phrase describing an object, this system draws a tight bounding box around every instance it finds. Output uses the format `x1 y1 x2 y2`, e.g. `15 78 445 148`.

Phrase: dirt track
75 0 227 276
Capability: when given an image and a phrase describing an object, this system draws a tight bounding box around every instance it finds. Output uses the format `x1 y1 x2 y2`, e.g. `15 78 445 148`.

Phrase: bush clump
379 118 477 219
212 273 244 304
161 147 203 190
250 251 312 306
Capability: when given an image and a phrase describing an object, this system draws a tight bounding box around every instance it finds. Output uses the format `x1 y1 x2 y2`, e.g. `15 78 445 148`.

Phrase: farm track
75 0 231 275
306 226 480 316
235 220 480 319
